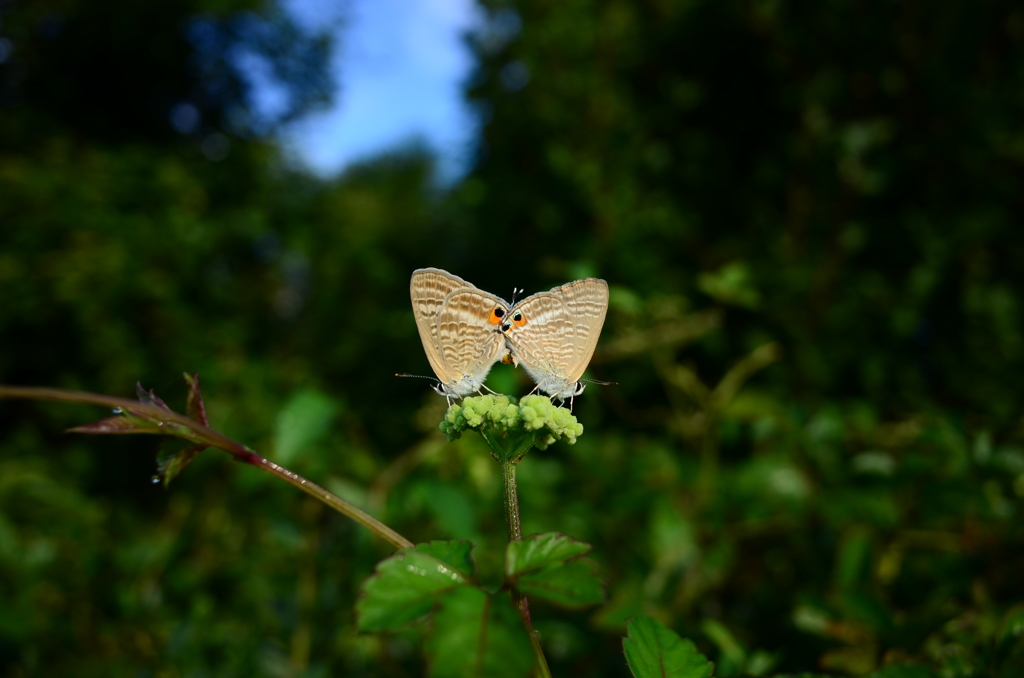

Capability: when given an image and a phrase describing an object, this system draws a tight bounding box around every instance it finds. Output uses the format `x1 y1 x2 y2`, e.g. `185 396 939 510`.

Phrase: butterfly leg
549 394 569 410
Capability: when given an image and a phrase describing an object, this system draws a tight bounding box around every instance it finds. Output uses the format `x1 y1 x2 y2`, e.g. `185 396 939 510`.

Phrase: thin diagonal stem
245 451 412 549
0 386 413 550
502 457 551 678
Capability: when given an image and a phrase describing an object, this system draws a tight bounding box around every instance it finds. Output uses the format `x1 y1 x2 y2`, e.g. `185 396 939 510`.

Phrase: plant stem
243 450 413 550
526 623 552 678
502 458 552 678
0 385 414 550
502 459 523 543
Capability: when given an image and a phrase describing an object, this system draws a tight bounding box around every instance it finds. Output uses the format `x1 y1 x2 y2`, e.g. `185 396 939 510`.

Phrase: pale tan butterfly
400 268 511 402
499 277 610 406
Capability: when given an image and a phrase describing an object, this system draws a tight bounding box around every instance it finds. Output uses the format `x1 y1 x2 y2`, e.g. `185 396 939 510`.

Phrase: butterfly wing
410 268 475 385
435 288 509 395
506 278 609 397
558 278 609 380
410 268 510 395
504 291 574 382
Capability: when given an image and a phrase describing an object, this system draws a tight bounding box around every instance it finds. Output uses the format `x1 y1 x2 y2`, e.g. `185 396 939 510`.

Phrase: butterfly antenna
580 377 619 386
395 373 438 382
510 286 524 307
395 373 444 389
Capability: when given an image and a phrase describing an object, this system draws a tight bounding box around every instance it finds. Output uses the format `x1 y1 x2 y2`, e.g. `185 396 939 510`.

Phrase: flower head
440 395 584 451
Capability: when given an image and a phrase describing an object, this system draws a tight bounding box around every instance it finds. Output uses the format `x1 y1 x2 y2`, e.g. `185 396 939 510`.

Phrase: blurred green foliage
2 0 1024 676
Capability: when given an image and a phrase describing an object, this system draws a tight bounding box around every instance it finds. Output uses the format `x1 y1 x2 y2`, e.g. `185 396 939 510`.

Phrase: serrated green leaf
624 615 714 678
505 532 592 577
426 587 534 678
357 547 472 632
516 558 604 608
412 540 477 578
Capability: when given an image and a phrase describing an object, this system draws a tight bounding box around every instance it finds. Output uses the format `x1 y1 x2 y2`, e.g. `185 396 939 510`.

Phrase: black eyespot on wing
513 312 522 322
494 307 505 318
501 323 511 332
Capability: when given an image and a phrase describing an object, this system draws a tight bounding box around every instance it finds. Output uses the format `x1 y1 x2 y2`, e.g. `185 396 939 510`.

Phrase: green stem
510 433 540 463
502 459 522 543
502 457 552 678
245 451 412 550
480 428 507 461
526 626 552 678
0 385 414 551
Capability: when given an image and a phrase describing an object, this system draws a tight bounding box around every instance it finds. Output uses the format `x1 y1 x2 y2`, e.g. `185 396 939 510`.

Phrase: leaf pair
356 533 603 677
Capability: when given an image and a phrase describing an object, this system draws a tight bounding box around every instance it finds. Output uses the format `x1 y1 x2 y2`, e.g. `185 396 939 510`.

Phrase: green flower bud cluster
440 394 584 451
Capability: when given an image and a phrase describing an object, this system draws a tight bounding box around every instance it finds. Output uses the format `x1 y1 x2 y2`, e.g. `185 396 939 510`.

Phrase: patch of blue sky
278 0 482 182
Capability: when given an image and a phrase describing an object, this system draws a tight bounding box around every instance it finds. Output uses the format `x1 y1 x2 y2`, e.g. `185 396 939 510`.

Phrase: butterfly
403 268 610 407
403 268 511 402
498 277 610 405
